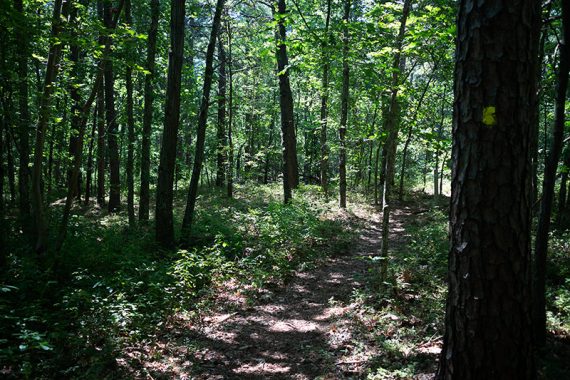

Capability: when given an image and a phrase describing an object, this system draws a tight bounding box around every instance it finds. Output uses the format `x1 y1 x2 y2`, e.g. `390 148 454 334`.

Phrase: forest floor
120 199 443 379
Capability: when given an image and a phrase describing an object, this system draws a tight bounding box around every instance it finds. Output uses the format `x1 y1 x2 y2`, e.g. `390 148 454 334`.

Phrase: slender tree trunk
67 2 82 203
531 2 553 213
96 83 105 206
55 74 104 251
379 0 411 281
338 0 350 209
85 106 97 205
139 0 160 222
532 0 570 349
56 0 123 251
398 67 436 200
0 115 5 266
30 0 65 254
558 146 570 224
125 0 135 227
436 0 539 378
181 0 225 240
226 17 234 198
6 133 16 204
216 36 227 188
319 0 332 196
104 0 121 213
275 0 299 203
14 0 32 236
155 0 186 247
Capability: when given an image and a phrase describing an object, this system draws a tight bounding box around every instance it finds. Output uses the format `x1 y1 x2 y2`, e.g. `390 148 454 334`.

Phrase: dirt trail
126 206 414 379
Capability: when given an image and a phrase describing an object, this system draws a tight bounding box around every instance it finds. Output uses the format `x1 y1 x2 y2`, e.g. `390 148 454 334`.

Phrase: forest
0 0 569 378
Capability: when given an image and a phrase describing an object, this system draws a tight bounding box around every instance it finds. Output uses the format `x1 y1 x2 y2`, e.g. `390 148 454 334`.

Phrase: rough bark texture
275 0 299 203
338 0 350 209
139 0 159 222
532 0 569 349
104 0 121 213
155 0 185 247
216 36 227 188
436 1 539 378
181 0 225 239
30 0 64 254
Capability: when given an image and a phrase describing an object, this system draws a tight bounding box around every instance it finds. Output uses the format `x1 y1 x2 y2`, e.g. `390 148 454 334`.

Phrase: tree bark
226 17 234 198
14 0 32 237
275 0 299 203
338 0 350 209
436 1 539 378
155 0 186 247
532 0 569 349
125 0 135 227
216 35 227 188
104 0 121 213
139 0 160 222
85 106 97 205
181 0 226 240
96 82 106 206
379 0 411 281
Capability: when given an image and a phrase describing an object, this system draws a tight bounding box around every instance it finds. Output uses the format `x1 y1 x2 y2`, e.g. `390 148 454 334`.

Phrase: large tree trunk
379 0 411 281
216 35 227 188
125 0 135 227
181 0 226 240
436 1 539 378
155 0 186 247
139 0 160 222
30 0 65 254
275 0 299 203
338 0 350 209
532 0 569 349
104 0 121 213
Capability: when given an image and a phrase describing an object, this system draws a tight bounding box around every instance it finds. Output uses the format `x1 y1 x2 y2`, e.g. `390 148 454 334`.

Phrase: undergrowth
0 184 354 379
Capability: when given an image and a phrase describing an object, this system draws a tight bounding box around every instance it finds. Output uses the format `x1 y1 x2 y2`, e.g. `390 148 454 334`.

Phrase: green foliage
0 185 354 378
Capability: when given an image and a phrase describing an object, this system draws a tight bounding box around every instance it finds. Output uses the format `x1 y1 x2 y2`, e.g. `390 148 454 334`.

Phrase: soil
121 204 423 379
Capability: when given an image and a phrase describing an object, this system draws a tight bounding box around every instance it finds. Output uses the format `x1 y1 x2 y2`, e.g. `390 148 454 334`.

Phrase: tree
275 0 299 203
532 0 569 348
14 0 32 238
103 0 121 213
30 0 65 254
155 0 185 247
319 0 332 197
124 0 136 227
338 0 350 209
181 0 226 240
216 35 227 188
379 0 411 281
437 0 540 378
139 0 160 222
